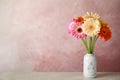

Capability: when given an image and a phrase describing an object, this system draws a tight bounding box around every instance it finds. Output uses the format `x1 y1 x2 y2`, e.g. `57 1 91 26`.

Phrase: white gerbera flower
83 12 100 20
82 18 101 37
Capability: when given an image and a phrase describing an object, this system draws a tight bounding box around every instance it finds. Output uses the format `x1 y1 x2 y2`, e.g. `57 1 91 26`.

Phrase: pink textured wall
0 0 120 72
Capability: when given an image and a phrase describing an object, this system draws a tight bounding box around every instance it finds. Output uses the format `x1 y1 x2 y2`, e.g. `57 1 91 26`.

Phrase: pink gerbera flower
67 19 76 34
67 19 86 39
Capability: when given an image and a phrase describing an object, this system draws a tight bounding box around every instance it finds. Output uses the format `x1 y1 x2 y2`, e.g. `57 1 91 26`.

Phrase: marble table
0 72 120 80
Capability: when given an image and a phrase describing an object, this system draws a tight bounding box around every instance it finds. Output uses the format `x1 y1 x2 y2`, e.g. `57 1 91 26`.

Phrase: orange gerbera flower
99 25 112 41
75 16 84 23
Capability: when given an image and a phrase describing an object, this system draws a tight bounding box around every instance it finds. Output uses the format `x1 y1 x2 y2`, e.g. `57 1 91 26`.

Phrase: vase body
83 54 97 78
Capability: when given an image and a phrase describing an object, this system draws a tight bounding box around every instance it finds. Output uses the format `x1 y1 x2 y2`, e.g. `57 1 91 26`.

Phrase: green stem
81 38 89 53
91 36 99 53
89 37 92 54
94 35 99 41
91 36 96 53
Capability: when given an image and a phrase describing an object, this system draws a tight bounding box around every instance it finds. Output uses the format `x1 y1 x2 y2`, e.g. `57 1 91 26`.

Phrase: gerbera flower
82 18 101 37
83 12 100 20
67 19 86 39
99 25 112 41
75 16 84 23
72 23 86 39
100 19 108 25
67 19 76 34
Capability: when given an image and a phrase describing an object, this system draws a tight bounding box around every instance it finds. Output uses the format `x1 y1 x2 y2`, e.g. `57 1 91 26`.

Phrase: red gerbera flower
99 25 112 41
75 16 84 23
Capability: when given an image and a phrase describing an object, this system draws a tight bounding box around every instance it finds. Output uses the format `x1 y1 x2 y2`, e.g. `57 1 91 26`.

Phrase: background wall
0 0 120 72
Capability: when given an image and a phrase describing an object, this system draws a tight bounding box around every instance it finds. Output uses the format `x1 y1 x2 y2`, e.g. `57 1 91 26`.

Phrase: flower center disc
90 25 93 29
103 30 106 35
77 28 82 33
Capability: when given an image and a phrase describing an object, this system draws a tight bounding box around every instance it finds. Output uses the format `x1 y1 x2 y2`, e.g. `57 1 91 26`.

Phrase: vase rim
86 53 94 55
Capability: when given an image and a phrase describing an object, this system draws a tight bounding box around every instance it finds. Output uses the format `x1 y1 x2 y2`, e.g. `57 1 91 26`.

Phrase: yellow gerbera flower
100 19 108 25
83 12 100 20
82 18 101 37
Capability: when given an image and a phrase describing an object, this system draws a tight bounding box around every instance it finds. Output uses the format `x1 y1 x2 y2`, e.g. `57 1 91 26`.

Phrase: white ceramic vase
83 54 97 78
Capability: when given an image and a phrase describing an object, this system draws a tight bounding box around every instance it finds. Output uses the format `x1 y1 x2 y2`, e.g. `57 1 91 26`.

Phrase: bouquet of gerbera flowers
67 12 112 54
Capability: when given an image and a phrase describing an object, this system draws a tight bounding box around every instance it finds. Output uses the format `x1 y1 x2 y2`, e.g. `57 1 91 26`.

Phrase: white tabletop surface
0 72 120 80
